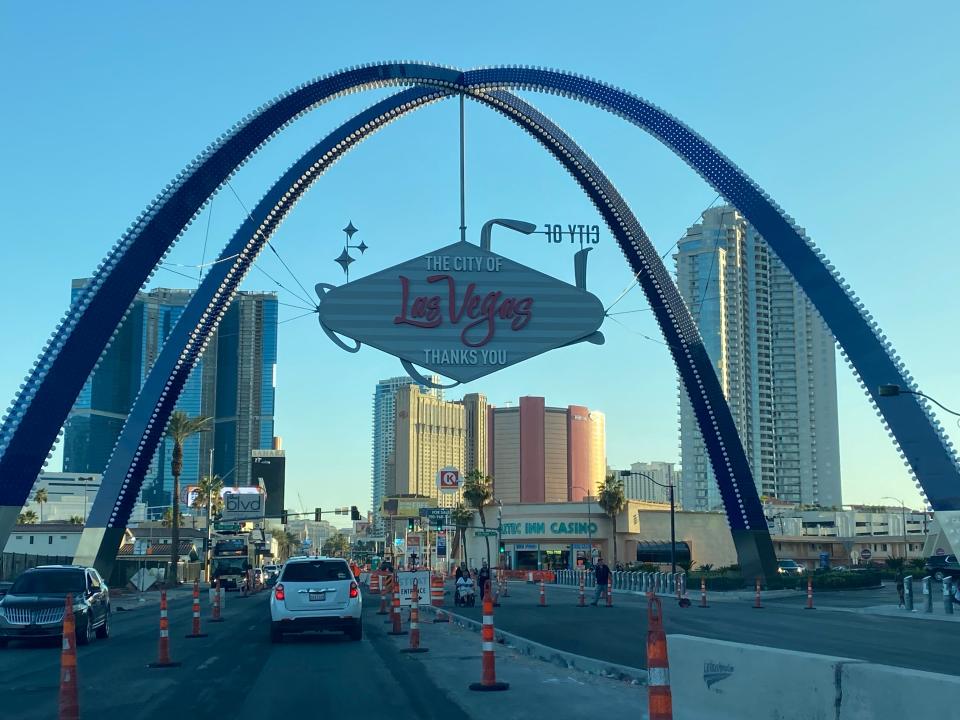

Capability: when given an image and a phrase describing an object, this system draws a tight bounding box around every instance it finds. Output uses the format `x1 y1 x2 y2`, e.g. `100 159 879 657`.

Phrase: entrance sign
395 571 431 607
317 241 604 384
437 467 461 493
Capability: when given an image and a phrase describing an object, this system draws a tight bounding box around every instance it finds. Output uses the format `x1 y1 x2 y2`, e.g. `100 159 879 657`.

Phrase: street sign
395 571 431 607
859 548 872 561
419 507 451 523
936 547 946 556
302 538 313 547
437 467 461 493
214 522 241 533
474 529 498 537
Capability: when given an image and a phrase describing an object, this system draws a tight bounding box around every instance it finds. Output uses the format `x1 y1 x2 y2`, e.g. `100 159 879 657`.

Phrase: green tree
322 533 351 557
450 503 473 564
192 474 225 520
68 515 85 525
463 470 494 567
18 510 38 524
271 528 299 562
597 473 626 567
164 411 211 585
885 557 906 574
161 507 184 528
34 488 48 523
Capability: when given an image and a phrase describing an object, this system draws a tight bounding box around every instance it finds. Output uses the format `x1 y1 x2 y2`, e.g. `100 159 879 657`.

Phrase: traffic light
499 540 505 554
314 507 322 522
350 505 361 521
407 518 415 531
280 510 288 524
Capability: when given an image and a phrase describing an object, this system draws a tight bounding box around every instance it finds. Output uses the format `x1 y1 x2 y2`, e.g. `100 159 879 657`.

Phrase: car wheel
934 570 944 581
96 613 110 639
348 621 362 641
270 623 284 644
76 614 94 646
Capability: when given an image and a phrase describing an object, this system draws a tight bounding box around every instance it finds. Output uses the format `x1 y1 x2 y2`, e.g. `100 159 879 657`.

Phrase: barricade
59 594 79 720
753 577 763 609
805 577 815 610
537 579 548 607
210 580 224 622
430 574 444 607
148 590 181 668
606 575 613 607
370 572 381 595
402 580 428 653
388 574 406 635
577 571 586 607
646 595 673 720
378 575 392 615
186 579 208 638
469 581 509 692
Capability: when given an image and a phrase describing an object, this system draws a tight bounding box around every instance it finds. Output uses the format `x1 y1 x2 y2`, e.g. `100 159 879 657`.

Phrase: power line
280 310 319 324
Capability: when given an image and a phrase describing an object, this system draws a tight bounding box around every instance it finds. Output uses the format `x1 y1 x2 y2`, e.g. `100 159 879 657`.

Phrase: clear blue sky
2 2 958 524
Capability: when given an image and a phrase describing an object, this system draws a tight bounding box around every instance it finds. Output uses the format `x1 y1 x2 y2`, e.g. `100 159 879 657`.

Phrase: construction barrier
402 580 428 653
370 572 381 594
469 581 509 691
646 595 673 720
148 590 181 668
805 577 815 610
430 575 444 607
186 580 208 638
59 594 79 720
537 579 547 607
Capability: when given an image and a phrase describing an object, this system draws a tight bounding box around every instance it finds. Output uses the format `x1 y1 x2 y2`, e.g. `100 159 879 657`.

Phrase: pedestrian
895 573 905 608
455 565 464 582
591 558 610 606
478 562 491 601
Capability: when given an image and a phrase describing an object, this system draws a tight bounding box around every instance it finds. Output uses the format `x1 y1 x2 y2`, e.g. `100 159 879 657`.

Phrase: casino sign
316 237 605 385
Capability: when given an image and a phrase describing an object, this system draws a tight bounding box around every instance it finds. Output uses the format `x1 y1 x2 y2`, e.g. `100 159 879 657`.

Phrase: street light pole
621 470 676 574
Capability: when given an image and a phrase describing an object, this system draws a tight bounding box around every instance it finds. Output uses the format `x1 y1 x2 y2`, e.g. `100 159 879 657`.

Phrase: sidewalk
853 604 960 623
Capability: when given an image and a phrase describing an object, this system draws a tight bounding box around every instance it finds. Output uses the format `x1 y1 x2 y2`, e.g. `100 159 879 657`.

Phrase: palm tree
34 488 48 523
18 510 39 524
597 473 626 568
165 411 211 585
68 515 85 525
271 528 299 561
192 474 225 521
161 507 184 528
463 469 494 567
451 503 473 564
322 533 351 557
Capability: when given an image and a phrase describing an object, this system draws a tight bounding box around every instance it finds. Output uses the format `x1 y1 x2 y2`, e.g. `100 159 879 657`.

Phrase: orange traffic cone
59 594 80 720
210 579 224 623
805 576 815 610
699 576 709 608
186 579 207 638
605 575 613 607
148 590 181 668
402 580 428 653
377 575 390 615
537 579 547 607
388 574 406 636
753 577 763 609
577 571 586 607
469 581 509 691
647 595 673 719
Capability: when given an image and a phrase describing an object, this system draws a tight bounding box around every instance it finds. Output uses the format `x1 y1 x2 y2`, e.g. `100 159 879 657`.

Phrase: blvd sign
221 491 265 522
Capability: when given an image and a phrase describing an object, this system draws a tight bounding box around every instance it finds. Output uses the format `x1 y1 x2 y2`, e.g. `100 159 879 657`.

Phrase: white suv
269 557 362 643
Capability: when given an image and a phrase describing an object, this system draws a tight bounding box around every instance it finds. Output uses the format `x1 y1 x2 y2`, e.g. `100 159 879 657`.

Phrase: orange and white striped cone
537 579 547 607
699 576 709 608
646 595 673 719
469 581 509 691
210 579 224 622
402 580 429 653
186 579 208 638
804 576 815 610
59 594 80 720
148 590 181 668
502 571 510 597
432 575 450 623
388 574 407 636
753 577 763 609
377 575 390 615
605 575 613 607
577 571 586 607
493 573 501 608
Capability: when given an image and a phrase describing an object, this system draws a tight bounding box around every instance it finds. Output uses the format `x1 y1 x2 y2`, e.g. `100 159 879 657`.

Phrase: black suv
0 565 110 646
923 554 960 581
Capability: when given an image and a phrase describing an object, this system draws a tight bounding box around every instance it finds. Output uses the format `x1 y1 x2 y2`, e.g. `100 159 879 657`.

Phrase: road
449 580 957 675
0 590 469 720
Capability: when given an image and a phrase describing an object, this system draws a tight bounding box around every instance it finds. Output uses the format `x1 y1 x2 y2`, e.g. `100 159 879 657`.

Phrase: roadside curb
419 604 647 685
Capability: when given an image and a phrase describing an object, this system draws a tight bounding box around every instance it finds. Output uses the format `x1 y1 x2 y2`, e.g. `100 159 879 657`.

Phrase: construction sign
395 570 431 607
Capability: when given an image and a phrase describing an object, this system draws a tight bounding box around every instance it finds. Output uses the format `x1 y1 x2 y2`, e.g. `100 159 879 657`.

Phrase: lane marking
248 624 256 630
197 656 219 670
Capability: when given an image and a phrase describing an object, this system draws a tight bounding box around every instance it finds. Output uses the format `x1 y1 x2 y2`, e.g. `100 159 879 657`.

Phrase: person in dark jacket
591 558 610 605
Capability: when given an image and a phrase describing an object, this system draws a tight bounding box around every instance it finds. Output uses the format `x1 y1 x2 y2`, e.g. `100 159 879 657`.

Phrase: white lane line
248 624 257 630
197 656 219 671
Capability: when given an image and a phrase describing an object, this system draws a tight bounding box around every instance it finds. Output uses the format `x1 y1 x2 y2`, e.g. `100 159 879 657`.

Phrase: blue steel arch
2 63 956 571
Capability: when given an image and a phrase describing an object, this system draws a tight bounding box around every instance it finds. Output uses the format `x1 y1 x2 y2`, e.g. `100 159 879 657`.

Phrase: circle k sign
437 467 461 492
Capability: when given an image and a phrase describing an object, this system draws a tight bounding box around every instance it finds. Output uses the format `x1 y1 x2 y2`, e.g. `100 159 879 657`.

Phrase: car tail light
274 583 285 601
349 581 359 598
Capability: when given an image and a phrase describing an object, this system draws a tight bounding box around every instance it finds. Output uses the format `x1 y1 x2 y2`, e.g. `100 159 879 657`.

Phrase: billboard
437 466 461 493
381 496 437 518
252 453 285 517
221 491 265 522
316 241 605 383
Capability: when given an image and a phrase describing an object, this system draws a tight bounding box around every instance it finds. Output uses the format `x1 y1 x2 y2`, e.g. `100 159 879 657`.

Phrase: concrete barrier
840 662 960 719
668 634 865 720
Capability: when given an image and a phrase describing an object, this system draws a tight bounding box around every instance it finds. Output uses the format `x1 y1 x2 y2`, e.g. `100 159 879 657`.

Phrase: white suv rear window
281 560 351 582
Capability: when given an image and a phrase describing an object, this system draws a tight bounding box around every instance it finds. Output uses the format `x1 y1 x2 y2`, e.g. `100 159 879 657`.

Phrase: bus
212 533 253 590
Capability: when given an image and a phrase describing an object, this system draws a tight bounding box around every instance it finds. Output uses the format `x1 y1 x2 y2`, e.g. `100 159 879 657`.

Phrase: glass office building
62 280 278 515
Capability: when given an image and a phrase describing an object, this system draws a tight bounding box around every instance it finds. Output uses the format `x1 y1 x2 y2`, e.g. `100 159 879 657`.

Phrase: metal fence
553 569 686 595
0 553 73 581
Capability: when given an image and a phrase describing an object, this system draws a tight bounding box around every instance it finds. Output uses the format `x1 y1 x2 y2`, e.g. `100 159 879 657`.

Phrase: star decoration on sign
333 220 368 282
